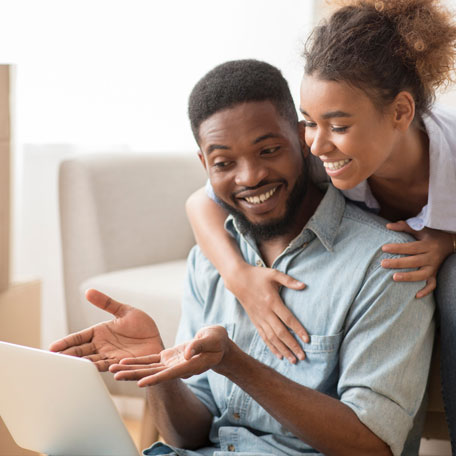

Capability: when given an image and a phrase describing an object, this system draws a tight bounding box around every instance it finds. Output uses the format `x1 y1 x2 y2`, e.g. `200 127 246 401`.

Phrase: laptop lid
0 341 140 456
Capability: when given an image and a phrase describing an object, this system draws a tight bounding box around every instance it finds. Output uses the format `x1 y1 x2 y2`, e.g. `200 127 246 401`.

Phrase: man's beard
218 160 309 241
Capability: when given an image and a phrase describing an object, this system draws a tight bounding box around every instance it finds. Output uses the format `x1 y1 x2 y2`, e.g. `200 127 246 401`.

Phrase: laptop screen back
0 341 139 456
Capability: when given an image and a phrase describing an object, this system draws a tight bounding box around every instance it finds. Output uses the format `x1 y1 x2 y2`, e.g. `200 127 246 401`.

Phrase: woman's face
300 75 400 190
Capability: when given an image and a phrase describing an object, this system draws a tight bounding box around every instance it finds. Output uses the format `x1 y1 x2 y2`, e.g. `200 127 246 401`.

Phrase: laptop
0 341 140 456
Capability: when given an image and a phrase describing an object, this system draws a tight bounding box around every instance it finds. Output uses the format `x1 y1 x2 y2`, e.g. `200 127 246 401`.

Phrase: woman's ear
392 91 415 131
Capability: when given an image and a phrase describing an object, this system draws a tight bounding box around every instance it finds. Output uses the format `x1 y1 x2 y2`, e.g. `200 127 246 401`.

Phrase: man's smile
234 183 284 215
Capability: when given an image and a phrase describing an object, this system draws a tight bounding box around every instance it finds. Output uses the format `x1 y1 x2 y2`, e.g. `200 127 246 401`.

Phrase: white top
342 104 456 233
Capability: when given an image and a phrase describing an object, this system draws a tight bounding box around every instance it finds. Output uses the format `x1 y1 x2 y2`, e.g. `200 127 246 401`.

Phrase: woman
186 0 456 448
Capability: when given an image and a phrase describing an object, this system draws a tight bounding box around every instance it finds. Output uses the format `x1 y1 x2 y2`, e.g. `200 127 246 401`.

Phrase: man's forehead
198 101 291 150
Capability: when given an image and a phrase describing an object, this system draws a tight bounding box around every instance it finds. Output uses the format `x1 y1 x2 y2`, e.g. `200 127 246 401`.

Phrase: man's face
198 101 307 239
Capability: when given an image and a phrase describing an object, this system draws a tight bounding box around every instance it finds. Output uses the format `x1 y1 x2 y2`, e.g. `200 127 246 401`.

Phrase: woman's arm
186 188 309 362
382 221 455 297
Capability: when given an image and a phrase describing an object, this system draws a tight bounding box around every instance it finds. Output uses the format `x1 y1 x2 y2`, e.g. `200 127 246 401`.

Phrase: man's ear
298 121 309 157
197 150 207 170
391 91 415 131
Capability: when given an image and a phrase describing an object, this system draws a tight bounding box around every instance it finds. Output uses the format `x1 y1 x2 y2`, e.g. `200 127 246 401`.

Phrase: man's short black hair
188 59 298 143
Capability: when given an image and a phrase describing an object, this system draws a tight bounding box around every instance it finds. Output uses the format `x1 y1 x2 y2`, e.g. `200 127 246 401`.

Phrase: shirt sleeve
174 247 220 417
337 252 435 456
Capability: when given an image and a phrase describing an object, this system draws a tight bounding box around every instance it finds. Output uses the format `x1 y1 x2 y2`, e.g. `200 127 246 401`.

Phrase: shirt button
228 444 236 451
256 259 264 267
233 412 240 420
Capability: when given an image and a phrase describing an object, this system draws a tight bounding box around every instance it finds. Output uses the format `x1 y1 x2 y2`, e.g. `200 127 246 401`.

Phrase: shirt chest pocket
259 331 344 394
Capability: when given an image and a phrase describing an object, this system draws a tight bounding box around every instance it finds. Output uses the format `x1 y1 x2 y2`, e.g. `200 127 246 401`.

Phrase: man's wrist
214 339 242 377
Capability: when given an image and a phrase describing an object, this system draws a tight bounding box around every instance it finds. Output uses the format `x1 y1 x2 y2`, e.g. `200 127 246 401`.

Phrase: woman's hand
225 263 308 363
381 221 454 298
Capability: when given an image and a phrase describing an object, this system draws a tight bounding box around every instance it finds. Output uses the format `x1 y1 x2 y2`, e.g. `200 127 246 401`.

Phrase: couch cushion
79 260 187 350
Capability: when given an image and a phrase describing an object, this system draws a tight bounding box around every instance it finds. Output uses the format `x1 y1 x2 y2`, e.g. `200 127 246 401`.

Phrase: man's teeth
245 187 277 204
323 159 351 171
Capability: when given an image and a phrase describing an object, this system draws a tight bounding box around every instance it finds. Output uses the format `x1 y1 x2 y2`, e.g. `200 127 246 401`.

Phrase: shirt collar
224 184 345 253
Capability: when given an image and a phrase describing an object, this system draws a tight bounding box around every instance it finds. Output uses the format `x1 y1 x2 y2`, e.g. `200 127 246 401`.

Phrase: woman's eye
331 126 349 133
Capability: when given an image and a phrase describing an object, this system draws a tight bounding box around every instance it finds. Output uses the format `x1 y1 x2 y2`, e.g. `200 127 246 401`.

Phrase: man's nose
309 129 333 157
234 159 269 188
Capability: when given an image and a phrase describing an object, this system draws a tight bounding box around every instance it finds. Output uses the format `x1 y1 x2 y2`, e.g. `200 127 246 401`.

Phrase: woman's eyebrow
300 109 352 119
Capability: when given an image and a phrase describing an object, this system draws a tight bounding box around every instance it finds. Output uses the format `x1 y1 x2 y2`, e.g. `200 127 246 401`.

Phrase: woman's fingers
382 241 424 256
272 269 306 291
415 278 437 298
275 305 309 344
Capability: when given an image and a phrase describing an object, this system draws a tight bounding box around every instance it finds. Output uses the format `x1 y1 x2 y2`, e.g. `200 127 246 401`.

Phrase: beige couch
58 152 448 448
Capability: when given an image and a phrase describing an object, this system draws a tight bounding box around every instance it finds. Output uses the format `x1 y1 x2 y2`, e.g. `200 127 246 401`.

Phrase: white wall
1 0 315 347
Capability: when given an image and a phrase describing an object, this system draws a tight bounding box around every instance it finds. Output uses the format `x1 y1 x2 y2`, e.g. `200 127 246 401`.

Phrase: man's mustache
232 179 287 198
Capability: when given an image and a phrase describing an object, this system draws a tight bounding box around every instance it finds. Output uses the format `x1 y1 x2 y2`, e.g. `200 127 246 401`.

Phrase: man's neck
257 183 323 267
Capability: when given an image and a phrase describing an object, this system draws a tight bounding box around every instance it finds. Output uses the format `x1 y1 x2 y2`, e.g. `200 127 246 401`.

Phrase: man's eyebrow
206 144 230 155
300 109 352 120
253 133 281 144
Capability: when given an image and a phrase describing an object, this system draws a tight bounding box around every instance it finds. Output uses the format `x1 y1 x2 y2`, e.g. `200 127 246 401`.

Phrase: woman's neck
368 123 430 221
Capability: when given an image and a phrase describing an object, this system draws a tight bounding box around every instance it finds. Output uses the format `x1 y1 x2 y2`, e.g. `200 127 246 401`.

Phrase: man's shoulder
342 200 414 246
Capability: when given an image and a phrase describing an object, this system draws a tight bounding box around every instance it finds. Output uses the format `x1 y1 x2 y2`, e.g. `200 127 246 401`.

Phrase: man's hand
109 325 230 387
381 222 454 298
49 289 164 371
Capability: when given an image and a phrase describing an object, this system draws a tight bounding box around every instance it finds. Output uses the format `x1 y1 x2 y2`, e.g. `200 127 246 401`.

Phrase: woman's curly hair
304 0 456 117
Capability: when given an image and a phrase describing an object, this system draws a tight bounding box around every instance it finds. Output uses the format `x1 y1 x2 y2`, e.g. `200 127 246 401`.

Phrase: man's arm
145 379 213 449
112 326 391 456
220 341 392 456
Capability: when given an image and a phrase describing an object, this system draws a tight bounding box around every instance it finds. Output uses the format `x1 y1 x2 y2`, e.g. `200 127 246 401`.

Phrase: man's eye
213 161 231 169
303 120 317 128
261 146 280 156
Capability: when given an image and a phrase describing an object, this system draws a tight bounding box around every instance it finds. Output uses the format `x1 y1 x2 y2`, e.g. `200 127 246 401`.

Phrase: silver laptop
0 341 140 456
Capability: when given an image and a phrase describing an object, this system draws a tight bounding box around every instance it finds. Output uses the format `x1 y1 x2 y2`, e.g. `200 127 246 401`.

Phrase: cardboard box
0 65 10 293
0 280 41 455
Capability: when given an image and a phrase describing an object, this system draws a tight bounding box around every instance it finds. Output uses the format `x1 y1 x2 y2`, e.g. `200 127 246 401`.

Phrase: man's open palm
49 289 163 371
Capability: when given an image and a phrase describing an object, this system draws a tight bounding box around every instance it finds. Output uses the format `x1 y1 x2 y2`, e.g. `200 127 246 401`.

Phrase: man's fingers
49 327 94 353
137 360 203 387
119 354 161 365
59 341 96 358
114 366 166 381
85 289 130 318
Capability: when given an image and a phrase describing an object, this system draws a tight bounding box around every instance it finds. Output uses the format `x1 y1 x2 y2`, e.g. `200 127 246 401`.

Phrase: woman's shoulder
427 104 456 154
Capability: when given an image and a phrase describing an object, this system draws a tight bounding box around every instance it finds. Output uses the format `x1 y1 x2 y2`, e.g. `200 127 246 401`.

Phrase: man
50 60 434 456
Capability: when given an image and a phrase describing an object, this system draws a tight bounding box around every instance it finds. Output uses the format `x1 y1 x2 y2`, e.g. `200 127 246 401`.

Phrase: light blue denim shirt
144 185 435 456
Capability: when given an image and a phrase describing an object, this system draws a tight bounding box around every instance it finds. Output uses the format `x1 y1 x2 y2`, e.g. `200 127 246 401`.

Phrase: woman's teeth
245 187 277 204
324 159 351 171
